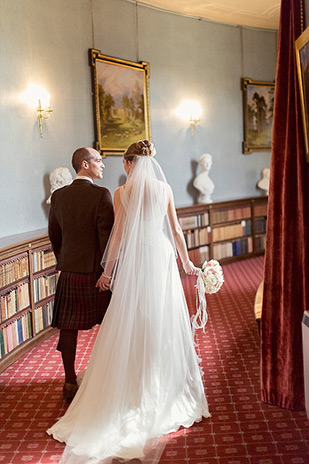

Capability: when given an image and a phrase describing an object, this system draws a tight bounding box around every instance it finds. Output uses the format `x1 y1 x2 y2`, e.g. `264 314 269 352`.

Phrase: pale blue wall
0 0 277 238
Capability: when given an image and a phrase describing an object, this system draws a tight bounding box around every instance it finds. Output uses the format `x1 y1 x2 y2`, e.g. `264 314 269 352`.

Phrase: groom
48 147 114 402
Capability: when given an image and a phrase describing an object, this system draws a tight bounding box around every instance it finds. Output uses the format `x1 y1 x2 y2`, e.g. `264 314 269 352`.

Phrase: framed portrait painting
89 49 151 157
241 78 275 154
295 27 309 162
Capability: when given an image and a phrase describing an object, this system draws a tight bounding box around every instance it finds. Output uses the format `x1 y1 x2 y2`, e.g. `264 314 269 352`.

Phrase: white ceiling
137 0 281 30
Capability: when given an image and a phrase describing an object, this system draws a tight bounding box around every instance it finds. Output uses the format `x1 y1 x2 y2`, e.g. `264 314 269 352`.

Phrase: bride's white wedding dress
47 156 210 464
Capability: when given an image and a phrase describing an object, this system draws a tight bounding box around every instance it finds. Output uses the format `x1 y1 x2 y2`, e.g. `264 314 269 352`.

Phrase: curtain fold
260 0 309 410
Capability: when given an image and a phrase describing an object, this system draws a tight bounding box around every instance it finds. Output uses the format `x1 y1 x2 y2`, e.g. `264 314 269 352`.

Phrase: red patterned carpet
0 256 308 464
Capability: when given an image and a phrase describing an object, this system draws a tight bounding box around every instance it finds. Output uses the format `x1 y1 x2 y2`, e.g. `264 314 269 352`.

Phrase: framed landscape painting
295 27 309 162
241 78 275 154
89 49 151 157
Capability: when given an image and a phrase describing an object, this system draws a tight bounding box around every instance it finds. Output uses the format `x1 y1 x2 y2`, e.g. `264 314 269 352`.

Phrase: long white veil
101 155 176 289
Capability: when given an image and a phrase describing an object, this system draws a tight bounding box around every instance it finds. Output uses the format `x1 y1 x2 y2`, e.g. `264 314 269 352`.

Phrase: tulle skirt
47 233 210 463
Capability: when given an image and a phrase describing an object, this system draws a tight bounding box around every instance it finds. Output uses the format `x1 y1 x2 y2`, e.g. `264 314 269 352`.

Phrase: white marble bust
46 167 73 204
193 153 215 204
257 168 270 195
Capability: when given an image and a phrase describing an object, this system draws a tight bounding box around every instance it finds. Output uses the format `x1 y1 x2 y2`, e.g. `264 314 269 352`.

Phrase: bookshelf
176 196 268 266
0 229 58 373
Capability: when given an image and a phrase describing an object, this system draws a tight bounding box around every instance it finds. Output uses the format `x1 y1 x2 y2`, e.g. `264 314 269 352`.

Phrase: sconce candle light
189 115 201 135
21 85 53 137
175 100 202 135
37 98 53 138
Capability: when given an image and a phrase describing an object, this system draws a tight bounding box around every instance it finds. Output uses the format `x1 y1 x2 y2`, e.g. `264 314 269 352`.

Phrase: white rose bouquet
200 259 224 294
191 259 224 336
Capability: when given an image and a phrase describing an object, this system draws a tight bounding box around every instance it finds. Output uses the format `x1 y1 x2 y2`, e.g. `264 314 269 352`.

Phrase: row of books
34 301 54 333
254 204 268 217
0 311 32 357
178 212 209 230
212 206 251 224
32 249 56 273
33 273 59 303
177 245 210 270
232 237 253 255
212 220 252 242
189 246 209 266
255 235 266 251
213 237 253 260
184 228 211 249
0 256 28 289
0 282 30 322
254 217 266 234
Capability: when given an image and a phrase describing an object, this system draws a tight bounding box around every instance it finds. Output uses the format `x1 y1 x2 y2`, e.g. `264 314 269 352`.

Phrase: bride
47 140 210 464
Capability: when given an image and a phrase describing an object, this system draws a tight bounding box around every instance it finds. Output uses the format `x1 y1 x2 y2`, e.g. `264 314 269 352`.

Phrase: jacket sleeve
97 189 114 256
48 194 62 259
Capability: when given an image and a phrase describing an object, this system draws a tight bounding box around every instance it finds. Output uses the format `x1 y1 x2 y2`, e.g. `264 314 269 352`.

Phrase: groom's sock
57 329 78 384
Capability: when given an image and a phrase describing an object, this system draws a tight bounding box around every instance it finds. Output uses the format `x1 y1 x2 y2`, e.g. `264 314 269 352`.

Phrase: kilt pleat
51 272 111 330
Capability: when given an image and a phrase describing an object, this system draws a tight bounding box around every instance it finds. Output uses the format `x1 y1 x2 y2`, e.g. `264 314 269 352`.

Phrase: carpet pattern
0 256 308 464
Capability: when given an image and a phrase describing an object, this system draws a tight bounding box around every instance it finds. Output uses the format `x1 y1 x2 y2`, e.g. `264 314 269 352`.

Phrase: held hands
95 273 111 292
183 260 199 276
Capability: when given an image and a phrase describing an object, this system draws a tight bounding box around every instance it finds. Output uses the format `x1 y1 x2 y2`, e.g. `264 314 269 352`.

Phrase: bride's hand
183 260 198 276
96 273 111 291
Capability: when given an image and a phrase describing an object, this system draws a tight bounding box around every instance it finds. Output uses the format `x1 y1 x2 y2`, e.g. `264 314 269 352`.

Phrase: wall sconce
175 100 202 135
21 85 53 137
36 99 53 138
189 115 201 136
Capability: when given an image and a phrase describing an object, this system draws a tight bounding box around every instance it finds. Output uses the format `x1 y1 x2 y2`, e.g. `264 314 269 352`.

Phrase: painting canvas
296 27 309 162
242 78 275 154
89 49 151 157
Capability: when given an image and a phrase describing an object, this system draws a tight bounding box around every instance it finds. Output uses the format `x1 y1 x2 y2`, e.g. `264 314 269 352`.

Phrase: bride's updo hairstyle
123 140 156 162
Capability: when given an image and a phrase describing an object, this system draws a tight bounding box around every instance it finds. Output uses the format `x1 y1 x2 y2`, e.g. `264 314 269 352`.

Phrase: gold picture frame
89 49 151 157
241 78 275 154
295 27 309 162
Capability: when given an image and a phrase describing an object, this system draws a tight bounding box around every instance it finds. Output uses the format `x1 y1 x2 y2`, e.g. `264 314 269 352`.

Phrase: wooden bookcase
176 196 267 266
0 197 267 371
0 229 58 373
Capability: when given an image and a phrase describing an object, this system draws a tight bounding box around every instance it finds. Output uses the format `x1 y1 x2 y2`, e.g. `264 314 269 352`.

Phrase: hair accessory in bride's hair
136 140 156 157
191 259 224 336
149 142 156 157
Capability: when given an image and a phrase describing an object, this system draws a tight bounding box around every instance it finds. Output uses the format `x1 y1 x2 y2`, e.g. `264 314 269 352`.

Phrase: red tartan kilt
51 271 111 330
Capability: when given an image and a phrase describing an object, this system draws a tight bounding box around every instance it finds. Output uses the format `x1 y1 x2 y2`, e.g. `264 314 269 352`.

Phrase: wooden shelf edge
0 231 49 258
176 196 267 215
34 294 55 309
212 234 252 244
182 225 210 232
188 244 210 251
212 217 252 227
0 327 57 373
219 250 264 264
33 266 57 279
0 277 30 297
0 306 31 328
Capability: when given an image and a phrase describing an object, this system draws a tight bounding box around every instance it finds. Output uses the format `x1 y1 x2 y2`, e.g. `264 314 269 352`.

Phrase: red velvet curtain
260 0 309 410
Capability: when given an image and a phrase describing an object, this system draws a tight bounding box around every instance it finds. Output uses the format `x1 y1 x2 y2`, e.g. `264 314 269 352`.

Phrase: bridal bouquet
199 259 224 294
191 259 224 335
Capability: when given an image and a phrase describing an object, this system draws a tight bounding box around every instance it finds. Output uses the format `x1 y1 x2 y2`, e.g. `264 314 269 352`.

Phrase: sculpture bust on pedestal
46 167 73 204
193 153 215 204
257 168 270 195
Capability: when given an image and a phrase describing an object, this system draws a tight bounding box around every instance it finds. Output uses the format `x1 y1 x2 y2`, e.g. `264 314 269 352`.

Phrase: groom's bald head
72 147 99 173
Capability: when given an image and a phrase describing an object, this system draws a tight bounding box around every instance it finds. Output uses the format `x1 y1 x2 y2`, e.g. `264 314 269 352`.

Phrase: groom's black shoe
63 382 78 403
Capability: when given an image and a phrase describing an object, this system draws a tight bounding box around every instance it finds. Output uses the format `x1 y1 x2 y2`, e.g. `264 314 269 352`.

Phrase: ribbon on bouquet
191 268 208 340
190 259 224 341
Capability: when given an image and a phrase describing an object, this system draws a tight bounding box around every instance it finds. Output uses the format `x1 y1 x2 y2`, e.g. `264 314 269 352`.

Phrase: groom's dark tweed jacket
49 179 114 273
48 179 114 330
